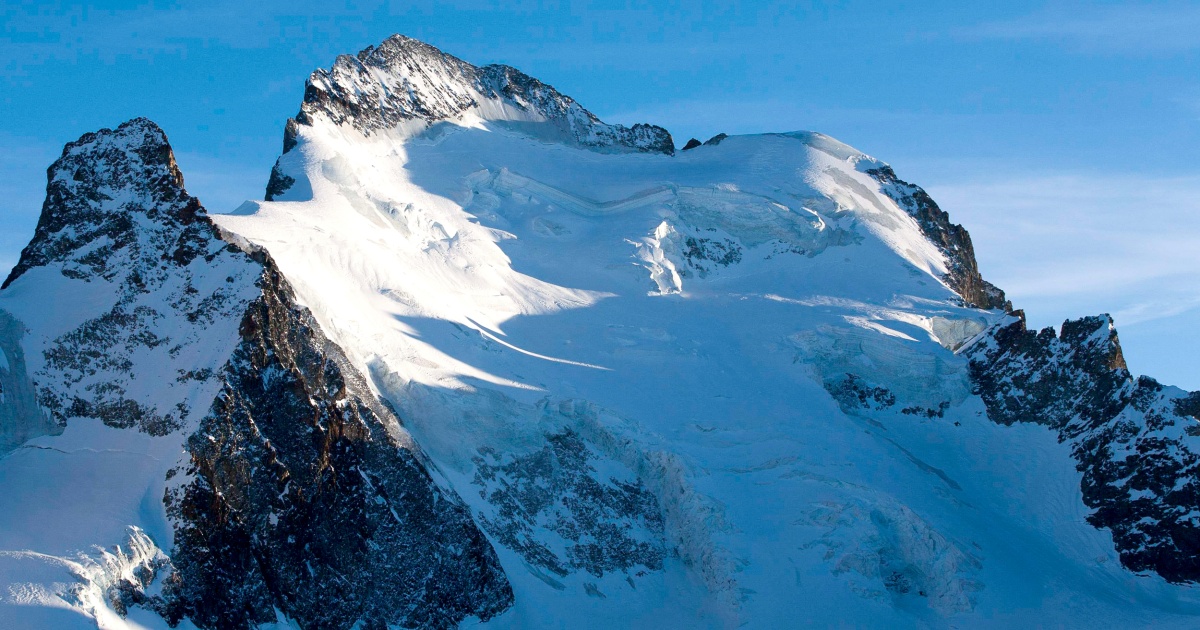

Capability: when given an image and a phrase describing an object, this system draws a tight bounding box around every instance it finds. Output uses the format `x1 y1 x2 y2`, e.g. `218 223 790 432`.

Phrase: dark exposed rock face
968 313 1129 429
679 235 743 277
681 138 702 151
162 255 512 629
865 165 1009 311
968 313 1200 583
826 373 897 414
267 35 673 200
263 166 296 202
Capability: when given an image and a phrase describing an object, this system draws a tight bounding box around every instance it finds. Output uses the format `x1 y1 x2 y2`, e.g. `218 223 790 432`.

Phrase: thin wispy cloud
963 3 1200 53
927 173 1200 328
928 171 1200 387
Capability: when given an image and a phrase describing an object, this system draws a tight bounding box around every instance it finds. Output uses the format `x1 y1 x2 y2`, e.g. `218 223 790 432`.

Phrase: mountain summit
266 35 673 201
2 35 1200 629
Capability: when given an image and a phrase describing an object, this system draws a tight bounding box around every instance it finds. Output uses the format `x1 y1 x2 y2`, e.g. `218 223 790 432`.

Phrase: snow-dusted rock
1 117 261 441
266 34 673 202
968 312 1200 583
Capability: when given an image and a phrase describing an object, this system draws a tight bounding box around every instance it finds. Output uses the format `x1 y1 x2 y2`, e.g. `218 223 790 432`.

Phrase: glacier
1 34 1199 629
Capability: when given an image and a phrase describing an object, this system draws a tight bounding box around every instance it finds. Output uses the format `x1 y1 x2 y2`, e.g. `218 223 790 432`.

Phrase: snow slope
206 36 1200 627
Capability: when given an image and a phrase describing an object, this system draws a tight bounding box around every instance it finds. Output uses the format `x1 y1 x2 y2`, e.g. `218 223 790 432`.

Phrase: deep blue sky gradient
3 1 1199 386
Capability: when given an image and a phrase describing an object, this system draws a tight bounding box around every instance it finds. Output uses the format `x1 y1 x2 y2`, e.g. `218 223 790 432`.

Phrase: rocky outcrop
967 313 1129 429
471 428 666 581
162 253 512 629
968 313 1200 583
865 165 1009 311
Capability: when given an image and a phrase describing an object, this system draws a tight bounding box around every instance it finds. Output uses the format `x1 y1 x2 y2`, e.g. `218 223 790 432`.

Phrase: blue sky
3 1 1199 388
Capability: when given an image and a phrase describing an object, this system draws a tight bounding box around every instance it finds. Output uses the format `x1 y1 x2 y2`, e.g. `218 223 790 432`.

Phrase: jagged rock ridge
968 313 1200 583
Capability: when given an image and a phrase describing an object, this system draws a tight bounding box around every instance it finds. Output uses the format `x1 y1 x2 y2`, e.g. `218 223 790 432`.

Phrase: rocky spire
0 118 262 434
2 118 202 290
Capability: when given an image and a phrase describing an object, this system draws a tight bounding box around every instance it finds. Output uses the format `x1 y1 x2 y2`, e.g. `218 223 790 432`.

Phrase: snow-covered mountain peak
287 34 673 159
2 117 194 290
0 117 263 441
207 36 1200 626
